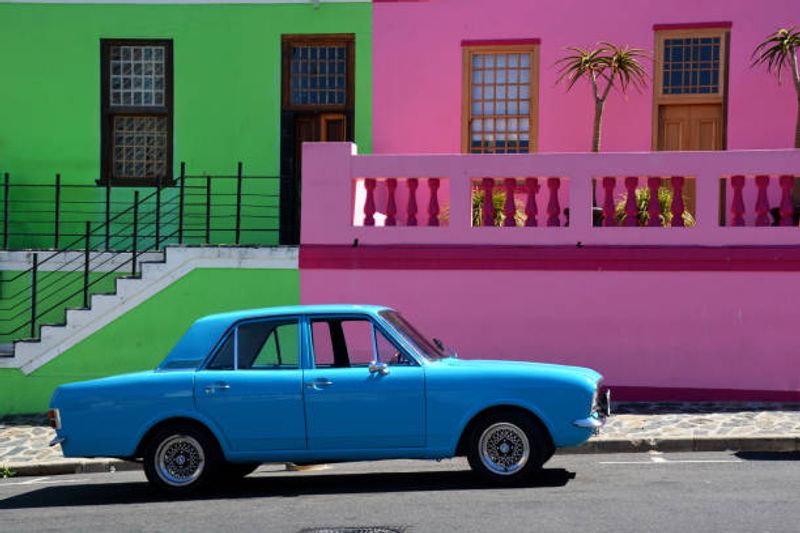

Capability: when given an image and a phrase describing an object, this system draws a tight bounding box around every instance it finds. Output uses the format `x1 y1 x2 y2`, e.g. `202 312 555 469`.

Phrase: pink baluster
755 175 771 226
647 176 662 227
385 178 397 226
624 176 639 227
524 177 539 227
670 176 685 227
427 178 440 227
602 177 616 227
481 178 495 226
546 177 561 227
730 175 746 227
779 175 795 226
406 178 418 226
363 178 376 226
503 178 517 227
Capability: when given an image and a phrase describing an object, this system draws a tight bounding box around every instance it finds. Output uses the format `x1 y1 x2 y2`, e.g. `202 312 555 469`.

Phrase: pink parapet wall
372 0 800 154
300 142 800 399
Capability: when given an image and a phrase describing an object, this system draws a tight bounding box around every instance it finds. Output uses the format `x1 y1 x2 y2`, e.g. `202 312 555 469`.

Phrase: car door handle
204 382 231 395
307 379 333 389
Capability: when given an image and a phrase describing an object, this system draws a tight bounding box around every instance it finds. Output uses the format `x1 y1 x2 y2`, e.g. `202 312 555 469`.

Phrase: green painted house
0 0 371 414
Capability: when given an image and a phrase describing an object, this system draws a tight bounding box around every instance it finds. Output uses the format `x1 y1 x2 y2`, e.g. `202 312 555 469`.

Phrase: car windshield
379 310 451 360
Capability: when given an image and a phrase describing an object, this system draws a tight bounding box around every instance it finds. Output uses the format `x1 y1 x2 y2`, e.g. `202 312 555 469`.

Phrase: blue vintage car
48 305 609 492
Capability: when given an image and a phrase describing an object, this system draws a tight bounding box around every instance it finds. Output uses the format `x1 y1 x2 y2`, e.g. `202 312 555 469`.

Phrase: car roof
198 304 394 324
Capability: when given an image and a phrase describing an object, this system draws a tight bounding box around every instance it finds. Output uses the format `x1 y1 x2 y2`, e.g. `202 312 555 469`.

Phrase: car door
194 317 306 452
303 316 426 450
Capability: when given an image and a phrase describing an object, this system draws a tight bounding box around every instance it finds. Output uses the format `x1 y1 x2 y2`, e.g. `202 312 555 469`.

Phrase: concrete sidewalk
2 402 800 477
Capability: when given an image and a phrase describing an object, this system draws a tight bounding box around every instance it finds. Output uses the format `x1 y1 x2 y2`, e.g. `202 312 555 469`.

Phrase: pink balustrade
353 177 449 227
469 177 569 228
306 143 800 246
593 175 697 228
722 174 798 227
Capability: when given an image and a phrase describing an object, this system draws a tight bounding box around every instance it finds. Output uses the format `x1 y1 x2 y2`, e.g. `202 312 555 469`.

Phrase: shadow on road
0 468 575 509
735 451 800 461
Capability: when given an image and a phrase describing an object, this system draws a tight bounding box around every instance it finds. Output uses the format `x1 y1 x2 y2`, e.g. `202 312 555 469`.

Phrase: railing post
624 176 639 227
546 177 561 227
54 173 61 249
524 177 538 227
406 178 418 226
385 179 398 226
205 174 212 244
481 178 495 226
755 175 771 227
83 221 90 308
2 173 9 250
730 175 746 227
647 177 662 227
105 180 111 251
602 177 616 227
779 175 795 226
235 162 243 244
132 191 139 277
155 180 162 250
428 178 441 227
178 162 186 244
670 176 685 227
363 178 377 226
30 253 38 339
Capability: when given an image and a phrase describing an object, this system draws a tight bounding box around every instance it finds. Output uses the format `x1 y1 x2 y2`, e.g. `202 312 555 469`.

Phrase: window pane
342 320 374 366
662 36 721 95
111 116 167 179
466 48 535 154
312 321 336 367
251 322 299 369
109 45 166 109
289 44 348 106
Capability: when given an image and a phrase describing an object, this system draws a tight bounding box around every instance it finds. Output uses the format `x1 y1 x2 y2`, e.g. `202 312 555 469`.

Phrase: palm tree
556 43 649 152
752 27 800 148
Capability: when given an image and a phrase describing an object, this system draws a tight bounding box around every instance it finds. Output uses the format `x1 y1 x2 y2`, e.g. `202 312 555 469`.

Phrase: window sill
96 177 176 188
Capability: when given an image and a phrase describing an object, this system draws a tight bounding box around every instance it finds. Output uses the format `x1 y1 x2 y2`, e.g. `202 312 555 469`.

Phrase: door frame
651 25 730 151
279 34 355 245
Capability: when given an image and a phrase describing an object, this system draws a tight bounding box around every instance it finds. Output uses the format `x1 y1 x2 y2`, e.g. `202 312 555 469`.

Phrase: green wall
0 2 372 248
0 268 300 415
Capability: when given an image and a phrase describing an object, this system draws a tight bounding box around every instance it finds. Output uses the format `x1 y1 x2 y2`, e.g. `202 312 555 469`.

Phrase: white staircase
0 246 298 374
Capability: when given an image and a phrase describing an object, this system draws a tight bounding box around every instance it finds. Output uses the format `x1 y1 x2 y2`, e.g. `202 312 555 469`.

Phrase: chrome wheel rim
155 434 205 487
478 422 530 475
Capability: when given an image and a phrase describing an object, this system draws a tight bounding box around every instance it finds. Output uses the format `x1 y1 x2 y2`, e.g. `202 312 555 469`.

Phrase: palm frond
751 27 800 82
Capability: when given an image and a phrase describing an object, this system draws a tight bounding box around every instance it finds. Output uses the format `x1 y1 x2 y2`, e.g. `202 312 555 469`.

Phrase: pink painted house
300 0 800 402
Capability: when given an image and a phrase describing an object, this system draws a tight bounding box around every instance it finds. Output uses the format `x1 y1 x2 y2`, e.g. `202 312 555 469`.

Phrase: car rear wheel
466 411 547 485
143 424 220 494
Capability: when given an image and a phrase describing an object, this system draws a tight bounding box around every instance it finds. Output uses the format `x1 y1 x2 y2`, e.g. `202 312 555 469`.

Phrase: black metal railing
0 163 281 344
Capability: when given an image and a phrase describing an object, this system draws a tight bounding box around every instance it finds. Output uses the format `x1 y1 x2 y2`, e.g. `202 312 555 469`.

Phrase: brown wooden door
657 104 723 151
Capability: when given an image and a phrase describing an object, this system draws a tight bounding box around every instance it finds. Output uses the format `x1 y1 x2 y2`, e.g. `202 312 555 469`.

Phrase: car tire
466 411 548 486
143 424 221 494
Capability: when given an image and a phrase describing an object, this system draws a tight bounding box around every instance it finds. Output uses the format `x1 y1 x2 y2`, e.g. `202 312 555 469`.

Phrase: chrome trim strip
573 416 605 429
49 436 66 447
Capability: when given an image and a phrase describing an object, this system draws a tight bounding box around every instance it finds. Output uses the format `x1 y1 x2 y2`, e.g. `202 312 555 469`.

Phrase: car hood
434 358 603 384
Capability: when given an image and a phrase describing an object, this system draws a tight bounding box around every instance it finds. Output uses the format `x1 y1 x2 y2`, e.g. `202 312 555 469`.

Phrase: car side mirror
368 362 390 376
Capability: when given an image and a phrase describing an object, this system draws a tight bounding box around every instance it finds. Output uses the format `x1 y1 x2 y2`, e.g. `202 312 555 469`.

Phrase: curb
563 436 800 454
4 436 800 477
8 459 141 477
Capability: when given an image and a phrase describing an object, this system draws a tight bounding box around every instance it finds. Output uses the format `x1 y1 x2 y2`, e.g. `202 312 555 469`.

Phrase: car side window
310 318 414 368
207 319 299 370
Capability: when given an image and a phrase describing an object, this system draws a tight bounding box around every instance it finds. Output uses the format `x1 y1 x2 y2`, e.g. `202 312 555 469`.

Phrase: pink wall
373 0 800 154
301 268 800 395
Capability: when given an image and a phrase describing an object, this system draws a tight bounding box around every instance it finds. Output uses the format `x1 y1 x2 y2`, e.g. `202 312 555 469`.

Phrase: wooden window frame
99 38 174 187
461 41 540 154
651 25 730 150
281 34 355 112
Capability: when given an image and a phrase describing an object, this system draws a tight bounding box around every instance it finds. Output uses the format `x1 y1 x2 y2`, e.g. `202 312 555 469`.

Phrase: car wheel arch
454 404 555 458
134 416 225 459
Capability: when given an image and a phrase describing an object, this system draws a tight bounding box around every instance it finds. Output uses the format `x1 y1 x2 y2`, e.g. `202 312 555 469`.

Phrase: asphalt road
1 451 799 533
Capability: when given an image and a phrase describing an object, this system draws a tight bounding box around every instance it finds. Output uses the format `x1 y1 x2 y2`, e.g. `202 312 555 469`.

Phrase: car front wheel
466 411 547 485
143 424 220 493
